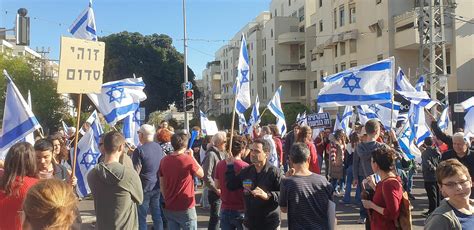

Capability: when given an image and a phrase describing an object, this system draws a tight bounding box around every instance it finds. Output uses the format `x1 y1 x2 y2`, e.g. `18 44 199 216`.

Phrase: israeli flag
395 68 436 109
437 105 450 132
75 111 103 198
69 1 98 41
340 106 353 135
409 103 431 147
87 77 147 126
398 113 408 124
267 86 287 136
317 58 393 107
460 97 474 138
247 95 261 135
356 105 378 125
200 110 209 135
24 90 35 144
370 102 401 130
123 108 140 148
237 112 247 135
397 121 421 162
235 34 251 114
297 111 308 126
0 70 42 159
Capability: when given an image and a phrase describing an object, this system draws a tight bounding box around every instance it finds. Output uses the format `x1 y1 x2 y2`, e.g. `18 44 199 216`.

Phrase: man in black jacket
421 137 441 216
226 138 281 230
283 124 299 172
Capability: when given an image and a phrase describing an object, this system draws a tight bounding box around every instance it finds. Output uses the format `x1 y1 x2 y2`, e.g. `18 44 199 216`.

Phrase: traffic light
184 89 194 112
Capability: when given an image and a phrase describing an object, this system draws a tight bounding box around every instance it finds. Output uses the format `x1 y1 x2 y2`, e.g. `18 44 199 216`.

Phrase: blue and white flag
0 70 42 159
87 77 147 125
395 68 436 108
123 108 140 148
297 111 308 126
370 102 401 130
247 95 261 135
333 114 341 133
317 58 393 107
357 105 378 125
235 34 251 114
397 121 420 161
397 113 408 124
409 103 431 147
334 106 353 135
438 105 450 132
200 110 209 135
267 86 287 136
237 112 247 135
75 111 103 198
69 0 97 41
461 97 474 138
24 90 35 144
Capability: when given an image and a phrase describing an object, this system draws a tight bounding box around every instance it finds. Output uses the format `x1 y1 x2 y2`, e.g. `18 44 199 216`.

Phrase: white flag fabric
437 105 450 132
247 95 261 136
395 68 436 108
397 121 421 163
24 90 35 144
200 110 209 135
461 97 474 138
356 105 378 125
409 103 431 147
69 1 98 41
87 77 147 125
317 58 393 107
235 34 251 113
123 108 140 148
334 106 353 135
74 112 103 198
267 86 287 136
237 112 247 135
0 70 42 159
368 102 401 130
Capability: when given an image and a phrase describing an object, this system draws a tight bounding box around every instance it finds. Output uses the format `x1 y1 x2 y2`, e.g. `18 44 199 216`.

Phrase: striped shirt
280 173 333 230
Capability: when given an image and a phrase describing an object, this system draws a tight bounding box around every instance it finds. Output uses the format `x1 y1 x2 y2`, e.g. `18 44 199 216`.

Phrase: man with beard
226 138 282 229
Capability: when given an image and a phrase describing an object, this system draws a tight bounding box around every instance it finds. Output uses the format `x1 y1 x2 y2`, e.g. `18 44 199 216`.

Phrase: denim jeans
317 154 323 173
342 166 353 203
331 178 344 192
220 210 244 230
164 207 198 230
208 190 221 230
138 189 163 230
407 169 415 194
357 176 367 219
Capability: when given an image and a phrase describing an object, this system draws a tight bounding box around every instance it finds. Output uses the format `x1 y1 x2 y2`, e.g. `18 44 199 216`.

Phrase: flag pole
71 93 83 178
228 97 237 155
389 58 395 143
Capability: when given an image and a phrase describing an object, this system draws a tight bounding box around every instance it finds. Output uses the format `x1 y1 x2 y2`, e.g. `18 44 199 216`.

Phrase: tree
98 32 201 119
0 54 67 133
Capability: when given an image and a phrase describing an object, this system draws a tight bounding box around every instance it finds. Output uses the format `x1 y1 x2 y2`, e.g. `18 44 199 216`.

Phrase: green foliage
0 55 67 132
282 103 310 127
147 110 167 128
98 32 201 118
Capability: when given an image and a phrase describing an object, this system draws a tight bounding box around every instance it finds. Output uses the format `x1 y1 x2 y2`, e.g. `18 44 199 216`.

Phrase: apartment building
200 60 222 116
203 0 473 117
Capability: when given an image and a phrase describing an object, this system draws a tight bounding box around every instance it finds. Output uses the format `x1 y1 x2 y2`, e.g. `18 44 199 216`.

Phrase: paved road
79 174 430 229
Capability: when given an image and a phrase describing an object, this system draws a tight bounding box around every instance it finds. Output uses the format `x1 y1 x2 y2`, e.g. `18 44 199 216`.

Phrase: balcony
278 32 305 45
393 9 453 50
278 64 306 81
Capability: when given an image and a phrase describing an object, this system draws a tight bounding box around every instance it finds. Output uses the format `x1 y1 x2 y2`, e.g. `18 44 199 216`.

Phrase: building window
339 5 345 27
349 4 356 24
333 9 337 29
349 40 357 53
271 65 274 74
377 54 383 61
335 64 339 73
291 12 297 18
299 44 305 59
263 87 267 99
350 61 357 68
311 53 318 61
271 29 273 38
263 54 266 67
300 82 306 96
377 25 382 37
341 62 346 71
263 37 266 50
274 9 277 17
251 58 254 66
272 83 274 92
271 47 274 56
251 89 254 97
319 20 323 32
376 0 382 4
263 71 266 83
334 44 338 58
319 0 323 7
288 0 291 6
313 80 318 89
298 6 305 22
340 41 346 56
299 26 305 32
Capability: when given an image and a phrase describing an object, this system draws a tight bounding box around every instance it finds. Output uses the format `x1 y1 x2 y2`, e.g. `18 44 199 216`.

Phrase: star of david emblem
369 104 380 115
106 86 126 103
240 69 249 83
80 149 100 170
401 130 410 140
342 74 362 93
132 110 140 123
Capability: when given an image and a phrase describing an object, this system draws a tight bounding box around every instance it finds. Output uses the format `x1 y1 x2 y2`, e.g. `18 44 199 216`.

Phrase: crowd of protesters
1 113 474 230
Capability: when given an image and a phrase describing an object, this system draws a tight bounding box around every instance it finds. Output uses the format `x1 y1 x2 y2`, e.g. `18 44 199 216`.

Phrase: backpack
382 177 413 230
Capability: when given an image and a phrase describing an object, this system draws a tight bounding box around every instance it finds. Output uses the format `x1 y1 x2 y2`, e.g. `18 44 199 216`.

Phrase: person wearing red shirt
361 147 404 230
159 131 204 230
0 142 39 230
296 126 320 174
215 136 249 230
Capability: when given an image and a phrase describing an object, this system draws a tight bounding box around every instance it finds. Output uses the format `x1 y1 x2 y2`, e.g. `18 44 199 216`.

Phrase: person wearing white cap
132 124 166 230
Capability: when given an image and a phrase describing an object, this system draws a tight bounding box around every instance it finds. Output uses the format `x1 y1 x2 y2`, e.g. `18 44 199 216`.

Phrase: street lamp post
182 0 189 132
